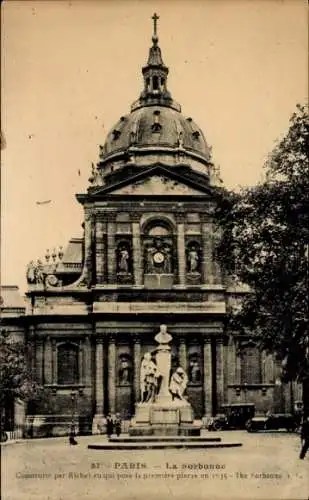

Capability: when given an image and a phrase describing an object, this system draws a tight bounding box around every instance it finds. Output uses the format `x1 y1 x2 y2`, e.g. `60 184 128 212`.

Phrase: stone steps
109 435 221 442
88 441 242 450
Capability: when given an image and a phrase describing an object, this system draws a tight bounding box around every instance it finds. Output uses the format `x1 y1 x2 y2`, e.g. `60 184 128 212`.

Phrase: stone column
179 336 188 373
203 337 213 416
133 335 141 404
77 209 94 286
216 338 225 411
44 336 53 385
84 336 92 387
92 336 105 434
51 339 57 385
176 215 186 286
95 337 104 415
28 325 36 375
79 342 84 385
227 336 236 386
36 339 43 383
95 219 105 284
235 339 241 384
212 225 222 285
108 334 117 414
201 217 214 285
132 219 142 286
107 217 116 284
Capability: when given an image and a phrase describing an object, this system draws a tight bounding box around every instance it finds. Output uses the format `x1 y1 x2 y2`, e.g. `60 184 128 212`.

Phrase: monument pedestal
92 414 106 435
129 400 201 436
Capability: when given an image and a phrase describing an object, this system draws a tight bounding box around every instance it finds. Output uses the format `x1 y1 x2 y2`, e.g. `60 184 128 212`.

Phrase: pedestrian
299 415 309 459
106 413 114 439
69 425 78 445
114 413 122 437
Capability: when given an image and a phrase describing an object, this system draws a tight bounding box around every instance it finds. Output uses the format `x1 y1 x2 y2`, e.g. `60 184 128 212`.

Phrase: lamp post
69 390 78 444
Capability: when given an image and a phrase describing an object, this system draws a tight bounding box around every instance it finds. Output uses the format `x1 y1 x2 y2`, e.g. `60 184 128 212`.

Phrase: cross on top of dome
152 12 159 45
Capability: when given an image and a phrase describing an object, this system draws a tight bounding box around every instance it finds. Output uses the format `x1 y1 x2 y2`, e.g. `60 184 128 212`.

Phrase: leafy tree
0 329 41 430
216 104 309 412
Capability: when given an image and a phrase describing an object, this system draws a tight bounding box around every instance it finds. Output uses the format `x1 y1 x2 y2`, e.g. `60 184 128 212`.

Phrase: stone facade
1 18 302 437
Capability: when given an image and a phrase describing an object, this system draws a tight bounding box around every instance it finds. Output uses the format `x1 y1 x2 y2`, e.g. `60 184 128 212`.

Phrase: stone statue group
140 351 188 404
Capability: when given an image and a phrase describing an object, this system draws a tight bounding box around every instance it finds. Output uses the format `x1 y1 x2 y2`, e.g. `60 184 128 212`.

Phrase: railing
1 425 24 442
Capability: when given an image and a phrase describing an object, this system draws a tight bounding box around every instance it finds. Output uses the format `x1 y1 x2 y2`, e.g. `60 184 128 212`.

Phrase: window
153 75 159 90
147 225 170 237
57 343 79 385
240 347 261 384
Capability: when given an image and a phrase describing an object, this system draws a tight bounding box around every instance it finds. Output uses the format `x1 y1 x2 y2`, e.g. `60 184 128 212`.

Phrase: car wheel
213 421 222 431
1 431 8 443
246 422 254 433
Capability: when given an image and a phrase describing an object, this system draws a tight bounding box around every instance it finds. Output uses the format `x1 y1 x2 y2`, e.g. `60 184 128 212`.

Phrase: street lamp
69 390 78 445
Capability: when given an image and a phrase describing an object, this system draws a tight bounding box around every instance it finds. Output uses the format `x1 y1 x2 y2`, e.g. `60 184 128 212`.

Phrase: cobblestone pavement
1 431 308 500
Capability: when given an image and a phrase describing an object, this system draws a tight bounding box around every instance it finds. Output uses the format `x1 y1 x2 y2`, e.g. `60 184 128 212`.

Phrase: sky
1 0 308 293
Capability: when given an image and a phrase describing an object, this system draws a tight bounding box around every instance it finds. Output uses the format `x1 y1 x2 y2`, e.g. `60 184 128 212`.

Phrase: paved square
2 431 308 500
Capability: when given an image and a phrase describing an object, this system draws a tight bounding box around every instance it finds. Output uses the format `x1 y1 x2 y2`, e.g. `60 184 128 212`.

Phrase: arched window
148 225 170 237
57 343 79 385
142 219 175 275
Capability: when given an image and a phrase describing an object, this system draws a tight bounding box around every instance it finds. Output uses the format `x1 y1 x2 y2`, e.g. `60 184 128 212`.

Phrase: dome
94 14 214 181
101 106 211 161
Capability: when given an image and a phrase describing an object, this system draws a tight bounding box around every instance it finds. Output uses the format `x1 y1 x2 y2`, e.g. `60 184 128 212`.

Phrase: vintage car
207 403 255 431
245 413 297 432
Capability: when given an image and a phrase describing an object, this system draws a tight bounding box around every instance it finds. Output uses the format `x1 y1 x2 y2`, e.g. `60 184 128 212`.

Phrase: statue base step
92 414 106 435
129 401 201 436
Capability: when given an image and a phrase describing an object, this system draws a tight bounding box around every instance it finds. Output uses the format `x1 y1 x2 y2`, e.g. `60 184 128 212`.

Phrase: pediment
89 165 213 198
111 174 207 196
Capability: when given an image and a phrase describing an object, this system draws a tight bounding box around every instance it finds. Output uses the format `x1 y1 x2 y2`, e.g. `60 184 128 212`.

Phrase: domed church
1 15 301 436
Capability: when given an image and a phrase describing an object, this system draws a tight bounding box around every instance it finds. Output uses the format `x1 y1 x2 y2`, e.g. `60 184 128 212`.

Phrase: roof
0 286 26 313
101 106 211 162
62 238 83 265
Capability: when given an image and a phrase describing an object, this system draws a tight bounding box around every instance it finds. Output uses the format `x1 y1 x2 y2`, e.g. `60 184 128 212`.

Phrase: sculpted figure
35 260 45 284
163 245 172 273
145 245 156 273
187 246 199 273
154 324 172 346
26 261 36 284
140 352 161 403
118 246 130 273
189 359 201 383
119 356 131 384
169 367 188 401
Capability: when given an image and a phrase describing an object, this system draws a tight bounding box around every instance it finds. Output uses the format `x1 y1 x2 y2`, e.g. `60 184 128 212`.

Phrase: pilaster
262 351 275 384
